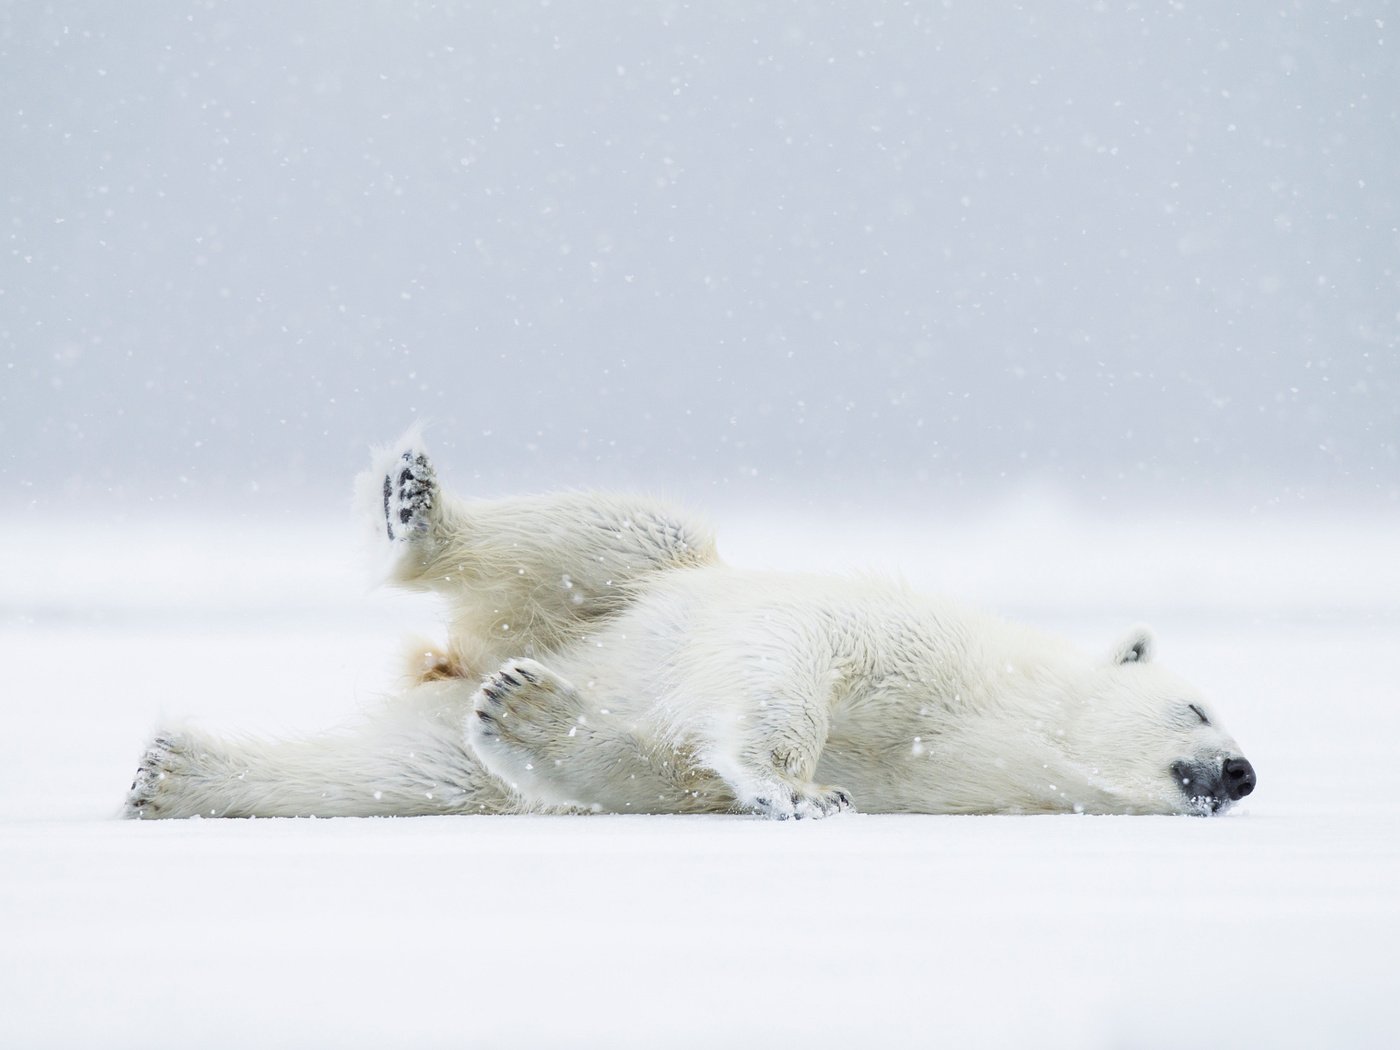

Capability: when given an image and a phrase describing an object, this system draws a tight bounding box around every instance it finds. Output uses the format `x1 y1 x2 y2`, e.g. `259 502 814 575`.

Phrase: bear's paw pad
383 447 437 542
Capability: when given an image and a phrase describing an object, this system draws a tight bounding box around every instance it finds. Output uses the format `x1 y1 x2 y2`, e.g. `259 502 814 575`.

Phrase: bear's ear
1110 626 1155 665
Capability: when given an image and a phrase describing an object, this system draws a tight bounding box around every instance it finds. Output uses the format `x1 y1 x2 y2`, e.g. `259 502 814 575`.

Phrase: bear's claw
468 659 599 800
751 783 854 820
124 734 186 818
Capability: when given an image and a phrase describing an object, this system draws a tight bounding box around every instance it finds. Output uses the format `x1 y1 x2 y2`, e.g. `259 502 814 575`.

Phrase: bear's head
1067 626 1256 815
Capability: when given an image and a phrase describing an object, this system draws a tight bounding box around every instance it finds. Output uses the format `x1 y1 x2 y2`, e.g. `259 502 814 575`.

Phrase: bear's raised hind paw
383 446 437 543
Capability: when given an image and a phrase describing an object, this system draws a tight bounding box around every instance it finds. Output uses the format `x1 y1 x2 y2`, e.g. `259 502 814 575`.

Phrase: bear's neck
923 621 1114 813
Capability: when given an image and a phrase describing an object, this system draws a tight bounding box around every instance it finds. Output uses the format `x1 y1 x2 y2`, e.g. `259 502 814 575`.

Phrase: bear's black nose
1223 757 1256 800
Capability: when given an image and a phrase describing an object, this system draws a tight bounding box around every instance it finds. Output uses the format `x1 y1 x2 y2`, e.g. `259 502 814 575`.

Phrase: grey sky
4 2 1396 515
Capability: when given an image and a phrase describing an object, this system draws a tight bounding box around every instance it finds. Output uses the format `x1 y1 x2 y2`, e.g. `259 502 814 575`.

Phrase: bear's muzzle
1172 756 1256 813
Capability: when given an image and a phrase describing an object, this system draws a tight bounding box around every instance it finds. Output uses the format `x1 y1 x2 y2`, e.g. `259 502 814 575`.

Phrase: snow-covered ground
3 509 1398 1048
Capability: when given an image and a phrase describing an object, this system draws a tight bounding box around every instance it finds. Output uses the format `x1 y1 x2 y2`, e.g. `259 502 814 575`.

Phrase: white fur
125 431 1251 820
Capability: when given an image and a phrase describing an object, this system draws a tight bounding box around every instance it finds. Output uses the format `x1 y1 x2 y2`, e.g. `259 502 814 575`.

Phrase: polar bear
124 432 1257 820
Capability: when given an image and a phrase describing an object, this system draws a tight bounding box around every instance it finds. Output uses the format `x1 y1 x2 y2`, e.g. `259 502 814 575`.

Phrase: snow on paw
383 446 438 543
751 782 854 821
124 734 192 819
467 659 593 797
797 785 854 819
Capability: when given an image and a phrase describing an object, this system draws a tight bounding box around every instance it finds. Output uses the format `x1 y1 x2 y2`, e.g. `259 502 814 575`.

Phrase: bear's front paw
751 783 854 821
467 659 622 811
468 659 593 794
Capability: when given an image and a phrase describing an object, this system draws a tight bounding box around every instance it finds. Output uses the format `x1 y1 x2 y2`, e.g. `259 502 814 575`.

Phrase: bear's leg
359 429 720 678
466 659 731 813
123 682 525 818
713 693 854 820
467 658 628 809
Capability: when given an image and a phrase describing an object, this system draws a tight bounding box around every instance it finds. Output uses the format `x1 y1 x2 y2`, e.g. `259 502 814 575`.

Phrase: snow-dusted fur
125 432 1255 820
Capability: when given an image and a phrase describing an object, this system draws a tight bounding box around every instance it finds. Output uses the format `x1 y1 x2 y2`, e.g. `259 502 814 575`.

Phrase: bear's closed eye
1187 703 1210 726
